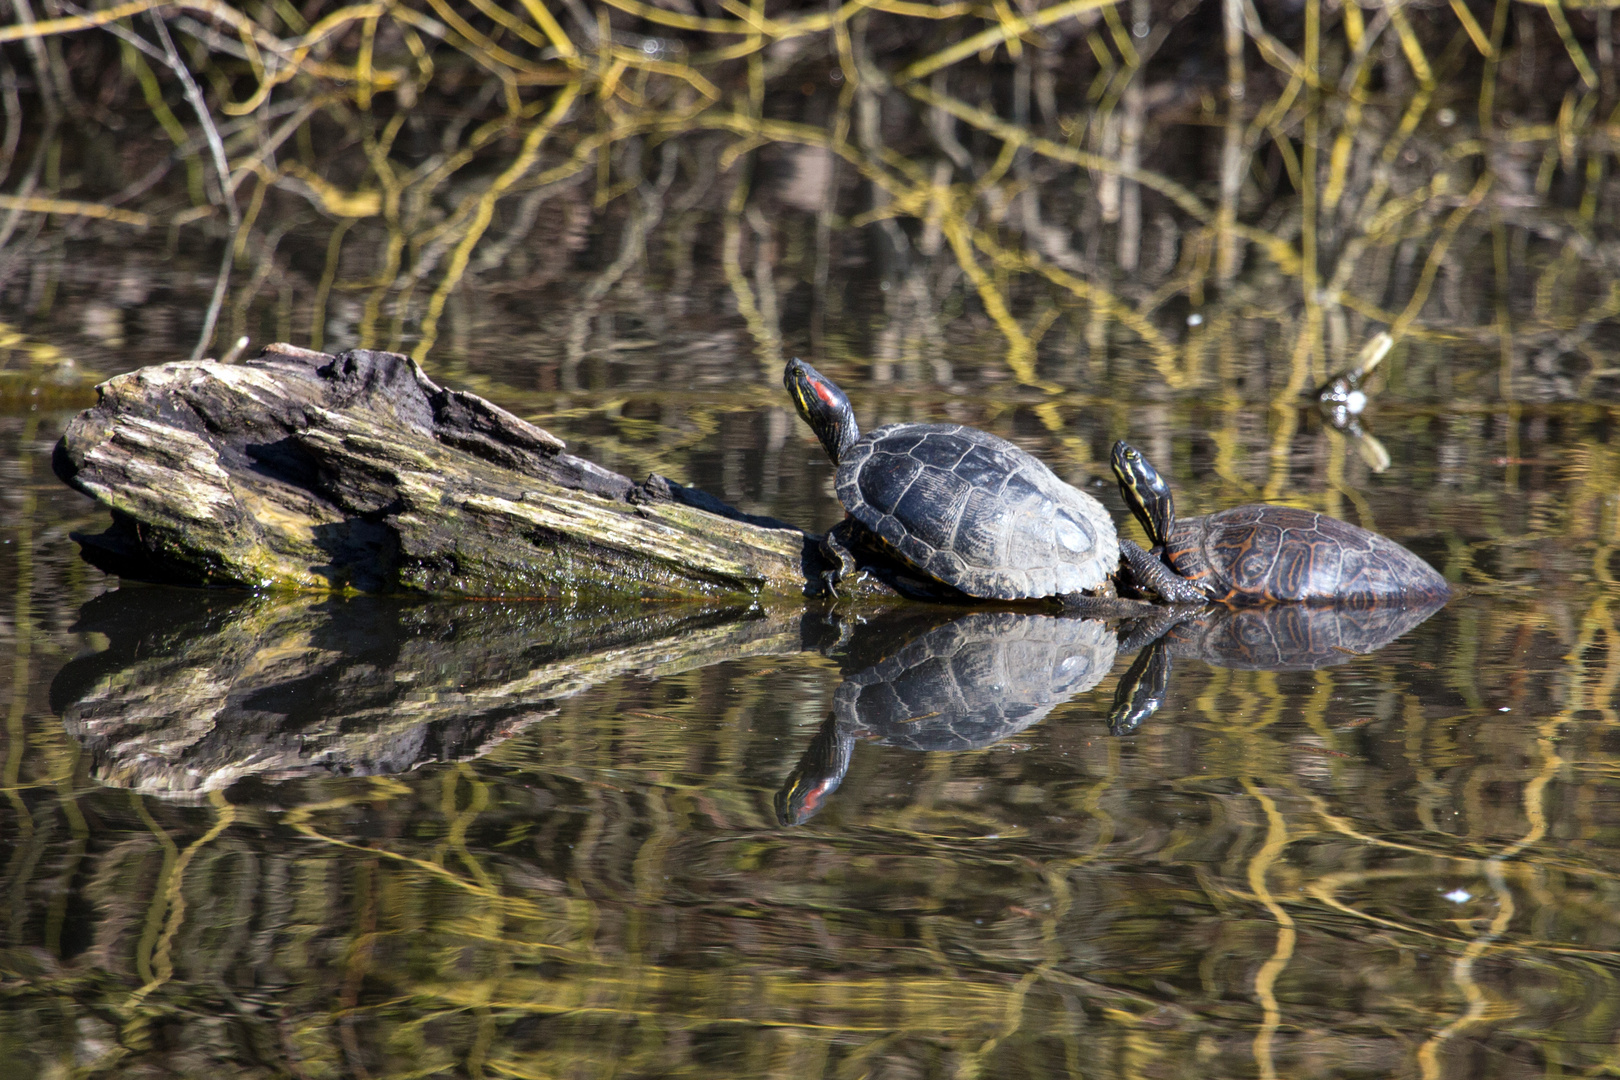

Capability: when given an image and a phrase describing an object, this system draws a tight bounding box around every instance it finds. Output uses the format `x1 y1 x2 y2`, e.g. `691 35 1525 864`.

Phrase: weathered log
52 343 889 601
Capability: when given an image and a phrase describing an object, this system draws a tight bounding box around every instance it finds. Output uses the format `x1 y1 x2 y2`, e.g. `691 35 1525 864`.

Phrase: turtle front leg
819 521 861 598
1118 538 1207 604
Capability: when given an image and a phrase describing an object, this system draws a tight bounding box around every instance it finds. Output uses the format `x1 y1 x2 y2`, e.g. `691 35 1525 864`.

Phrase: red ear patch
811 379 837 406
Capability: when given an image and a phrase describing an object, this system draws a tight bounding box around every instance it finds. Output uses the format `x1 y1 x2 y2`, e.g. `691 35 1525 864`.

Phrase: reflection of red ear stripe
813 379 836 405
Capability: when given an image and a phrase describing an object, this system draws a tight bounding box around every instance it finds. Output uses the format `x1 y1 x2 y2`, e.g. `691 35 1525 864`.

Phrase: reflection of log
52 344 872 600
52 589 813 798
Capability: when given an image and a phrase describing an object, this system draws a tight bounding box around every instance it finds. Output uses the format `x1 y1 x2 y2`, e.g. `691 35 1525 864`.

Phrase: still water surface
3 320 1617 1077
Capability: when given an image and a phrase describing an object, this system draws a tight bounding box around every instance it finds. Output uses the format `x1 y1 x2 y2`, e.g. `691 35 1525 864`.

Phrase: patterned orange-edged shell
1165 504 1449 606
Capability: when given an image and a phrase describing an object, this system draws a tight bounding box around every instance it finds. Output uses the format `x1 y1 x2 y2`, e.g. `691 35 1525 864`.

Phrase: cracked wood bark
52 343 892 601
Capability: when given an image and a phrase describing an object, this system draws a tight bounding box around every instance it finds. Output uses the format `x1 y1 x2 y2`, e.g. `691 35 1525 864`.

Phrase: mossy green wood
54 345 865 601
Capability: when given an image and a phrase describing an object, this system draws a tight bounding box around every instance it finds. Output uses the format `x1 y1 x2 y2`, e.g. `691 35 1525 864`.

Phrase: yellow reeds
0 0 1610 395
414 80 583 361
898 0 1125 82
0 194 150 226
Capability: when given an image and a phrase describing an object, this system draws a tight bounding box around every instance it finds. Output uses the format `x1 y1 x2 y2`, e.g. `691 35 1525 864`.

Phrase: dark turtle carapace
784 358 1121 600
1110 441 1450 607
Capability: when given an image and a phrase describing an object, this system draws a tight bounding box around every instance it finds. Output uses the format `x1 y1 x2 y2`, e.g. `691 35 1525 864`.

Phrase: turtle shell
776 612 1116 824
1151 595 1446 670
1166 505 1450 606
836 424 1119 599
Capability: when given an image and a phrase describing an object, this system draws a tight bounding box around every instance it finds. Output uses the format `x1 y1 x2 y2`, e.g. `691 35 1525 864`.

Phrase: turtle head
775 715 853 826
785 357 860 465
1110 440 1177 548
1107 635 1172 736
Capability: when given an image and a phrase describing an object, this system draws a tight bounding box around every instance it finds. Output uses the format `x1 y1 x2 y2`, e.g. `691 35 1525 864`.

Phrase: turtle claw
819 523 862 600
820 570 840 599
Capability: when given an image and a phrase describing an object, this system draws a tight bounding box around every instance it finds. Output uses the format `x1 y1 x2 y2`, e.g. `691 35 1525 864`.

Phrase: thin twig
0 55 19 189
8 0 61 121
0 113 54 255
147 11 240 361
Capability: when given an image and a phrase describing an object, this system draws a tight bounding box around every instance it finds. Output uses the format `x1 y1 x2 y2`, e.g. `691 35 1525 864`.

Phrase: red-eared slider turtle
777 611 1116 824
1110 441 1450 606
785 358 1125 600
1107 596 1446 734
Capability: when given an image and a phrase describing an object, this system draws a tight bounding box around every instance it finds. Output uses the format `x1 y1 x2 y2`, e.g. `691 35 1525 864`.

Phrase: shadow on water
776 599 1446 823
1108 595 1450 734
49 587 1468 796
50 590 1443 811
778 609 1120 824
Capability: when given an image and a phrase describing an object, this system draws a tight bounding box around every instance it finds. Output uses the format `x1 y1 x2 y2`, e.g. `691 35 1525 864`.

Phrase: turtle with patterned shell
786 358 1173 603
1110 440 1450 606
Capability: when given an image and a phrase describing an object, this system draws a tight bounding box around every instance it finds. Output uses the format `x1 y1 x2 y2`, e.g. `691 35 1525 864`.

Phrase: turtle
777 610 1116 824
1109 440 1451 607
1105 594 1448 734
785 358 1141 601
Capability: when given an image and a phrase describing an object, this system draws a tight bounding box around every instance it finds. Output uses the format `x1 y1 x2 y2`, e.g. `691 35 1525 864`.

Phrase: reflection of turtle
786 358 1139 601
1111 441 1450 606
1107 597 1447 734
777 611 1116 824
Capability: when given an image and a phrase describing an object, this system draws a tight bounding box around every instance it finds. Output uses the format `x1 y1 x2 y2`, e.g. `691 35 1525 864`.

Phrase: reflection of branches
16 614 1620 1077
4 524 1620 1078
568 140 676 365
0 0 1616 407
147 13 238 361
414 80 582 360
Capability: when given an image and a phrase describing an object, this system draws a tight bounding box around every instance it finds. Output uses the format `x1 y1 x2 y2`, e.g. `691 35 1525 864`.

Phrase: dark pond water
4 2 1620 1076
